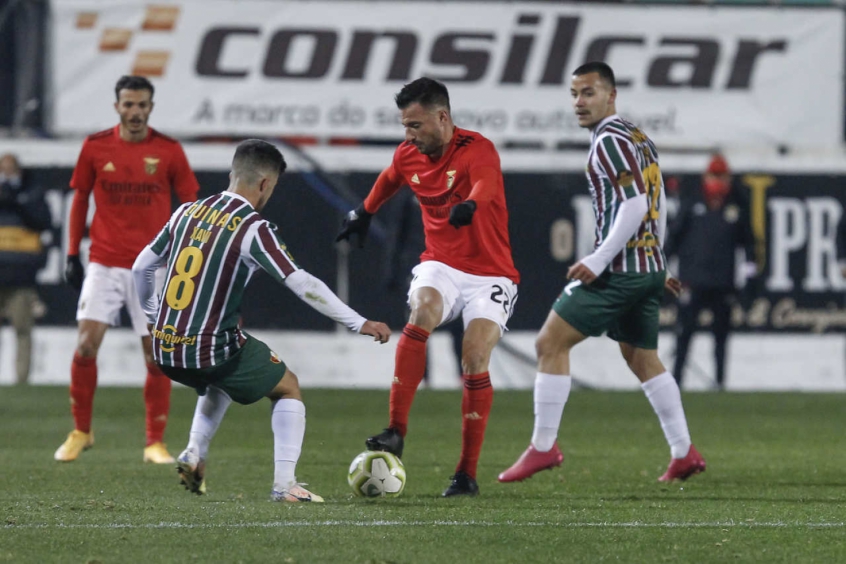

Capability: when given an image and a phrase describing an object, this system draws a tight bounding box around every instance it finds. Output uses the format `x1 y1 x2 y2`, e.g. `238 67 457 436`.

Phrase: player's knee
76 339 99 358
535 331 567 361
408 304 440 331
461 344 491 374
267 369 302 401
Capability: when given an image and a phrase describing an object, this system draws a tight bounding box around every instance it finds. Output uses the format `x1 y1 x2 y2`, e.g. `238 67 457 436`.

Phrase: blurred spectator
0 153 51 384
664 154 756 390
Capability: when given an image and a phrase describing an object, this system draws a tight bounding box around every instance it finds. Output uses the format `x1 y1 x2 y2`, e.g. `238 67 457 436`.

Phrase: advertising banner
50 1 843 148
24 165 846 333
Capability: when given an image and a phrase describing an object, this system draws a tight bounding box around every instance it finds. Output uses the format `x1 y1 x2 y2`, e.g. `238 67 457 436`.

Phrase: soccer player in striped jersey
132 140 391 502
499 62 706 484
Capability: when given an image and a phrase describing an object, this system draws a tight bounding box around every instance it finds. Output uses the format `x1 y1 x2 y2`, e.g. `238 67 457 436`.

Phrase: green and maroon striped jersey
146 192 299 368
586 115 666 274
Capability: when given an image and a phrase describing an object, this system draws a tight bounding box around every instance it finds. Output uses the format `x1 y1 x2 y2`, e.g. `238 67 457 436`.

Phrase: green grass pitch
2 385 845 563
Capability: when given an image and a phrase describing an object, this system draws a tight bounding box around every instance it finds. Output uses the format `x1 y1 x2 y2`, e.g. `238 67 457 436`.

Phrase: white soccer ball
348 450 407 498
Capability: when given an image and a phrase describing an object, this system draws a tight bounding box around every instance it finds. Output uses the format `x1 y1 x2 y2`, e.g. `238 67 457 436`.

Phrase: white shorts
77 263 162 336
407 261 518 334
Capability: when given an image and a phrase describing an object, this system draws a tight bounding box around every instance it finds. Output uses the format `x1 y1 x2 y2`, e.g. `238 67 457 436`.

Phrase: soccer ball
348 450 406 498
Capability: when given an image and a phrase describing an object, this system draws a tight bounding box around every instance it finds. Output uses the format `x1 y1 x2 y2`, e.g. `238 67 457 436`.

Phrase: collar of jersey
590 114 620 141
222 190 252 206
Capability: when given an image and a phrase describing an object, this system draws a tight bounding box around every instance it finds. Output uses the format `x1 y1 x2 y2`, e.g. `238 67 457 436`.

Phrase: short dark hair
114 75 155 101
232 139 286 182
394 77 450 112
572 62 616 88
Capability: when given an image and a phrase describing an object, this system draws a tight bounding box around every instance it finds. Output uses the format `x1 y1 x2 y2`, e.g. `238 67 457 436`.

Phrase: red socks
456 372 493 480
70 353 98 433
388 324 430 437
144 362 171 446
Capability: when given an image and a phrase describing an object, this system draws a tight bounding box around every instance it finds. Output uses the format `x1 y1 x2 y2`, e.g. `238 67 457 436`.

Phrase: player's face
255 173 279 212
114 88 154 135
570 72 616 129
401 103 450 157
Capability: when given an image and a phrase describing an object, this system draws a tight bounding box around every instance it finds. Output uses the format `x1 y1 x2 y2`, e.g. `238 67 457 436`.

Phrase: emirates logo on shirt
144 157 160 175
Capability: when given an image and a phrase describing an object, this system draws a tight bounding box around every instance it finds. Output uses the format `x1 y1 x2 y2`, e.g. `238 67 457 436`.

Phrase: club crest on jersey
446 170 457 189
144 157 160 175
617 170 634 188
270 350 282 364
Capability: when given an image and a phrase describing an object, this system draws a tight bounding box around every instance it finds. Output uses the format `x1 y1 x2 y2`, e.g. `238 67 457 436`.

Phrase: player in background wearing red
54 76 199 463
337 77 520 497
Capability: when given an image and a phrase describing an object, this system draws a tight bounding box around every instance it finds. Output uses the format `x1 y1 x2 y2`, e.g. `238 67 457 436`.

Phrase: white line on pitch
4 521 845 530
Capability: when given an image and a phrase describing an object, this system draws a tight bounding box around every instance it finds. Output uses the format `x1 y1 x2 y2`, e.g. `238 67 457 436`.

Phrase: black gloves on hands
448 200 477 228
335 204 373 248
65 255 85 291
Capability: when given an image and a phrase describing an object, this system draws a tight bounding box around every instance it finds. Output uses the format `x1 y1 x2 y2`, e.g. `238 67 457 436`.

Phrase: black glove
335 204 373 248
65 255 85 291
448 200 477 228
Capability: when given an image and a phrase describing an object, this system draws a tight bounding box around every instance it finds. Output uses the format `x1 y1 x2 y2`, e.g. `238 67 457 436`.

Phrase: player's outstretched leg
175 386 231 494
366 323 428 457
641 370 706 482
143 362 174 463
55 353 98 462
442 371 493 496
499 372 570 482
176 447 206 495
269 397 323 503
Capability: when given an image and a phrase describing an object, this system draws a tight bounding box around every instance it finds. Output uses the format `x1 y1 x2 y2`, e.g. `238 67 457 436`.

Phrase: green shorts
552 270 665 350
158 336 287 405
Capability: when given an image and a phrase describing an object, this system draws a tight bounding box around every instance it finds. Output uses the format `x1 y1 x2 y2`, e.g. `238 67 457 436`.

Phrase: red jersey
364 128 519 283
69 125 199 269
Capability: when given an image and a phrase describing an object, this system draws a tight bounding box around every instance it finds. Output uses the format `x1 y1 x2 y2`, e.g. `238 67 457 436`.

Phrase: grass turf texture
2 386 845 563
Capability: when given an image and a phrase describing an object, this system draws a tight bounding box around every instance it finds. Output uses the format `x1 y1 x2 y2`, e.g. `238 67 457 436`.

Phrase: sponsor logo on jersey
144 157 160 175
446 170 456 189
617 170 634 188
103 161 116 172
153 324 197 352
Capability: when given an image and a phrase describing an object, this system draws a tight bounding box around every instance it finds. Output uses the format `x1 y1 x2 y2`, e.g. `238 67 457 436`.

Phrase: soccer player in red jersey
337 77 520 497
54 76 200 464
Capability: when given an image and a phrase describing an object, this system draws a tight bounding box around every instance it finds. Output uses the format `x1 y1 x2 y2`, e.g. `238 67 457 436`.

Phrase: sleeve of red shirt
170 143 200 203
362 149 404 214
467 140 504 205
67 139 95 256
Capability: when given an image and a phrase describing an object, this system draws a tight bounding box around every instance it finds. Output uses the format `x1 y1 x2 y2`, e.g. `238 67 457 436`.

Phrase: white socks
530 373 572 452
641 372 692 459
272 398 306 489
187 386 232 460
